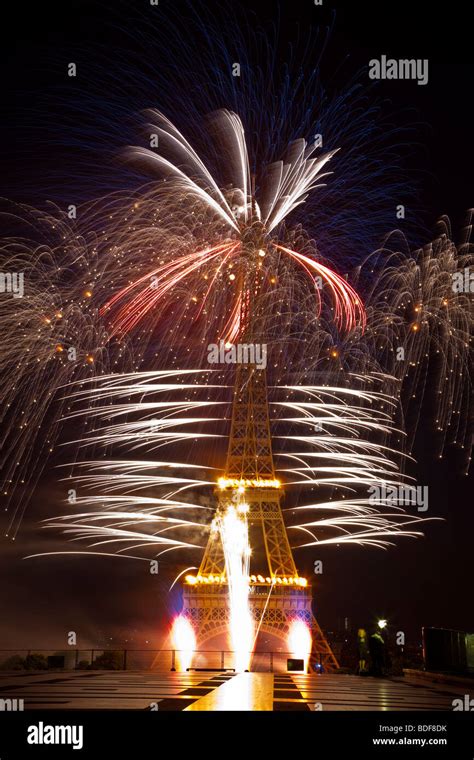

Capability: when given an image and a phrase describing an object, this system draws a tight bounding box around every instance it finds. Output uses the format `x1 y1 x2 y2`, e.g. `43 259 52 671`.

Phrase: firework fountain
215 490 253 671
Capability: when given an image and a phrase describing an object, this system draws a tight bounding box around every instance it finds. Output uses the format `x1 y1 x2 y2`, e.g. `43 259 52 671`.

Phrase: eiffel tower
181 221 338 671
181 360 338 672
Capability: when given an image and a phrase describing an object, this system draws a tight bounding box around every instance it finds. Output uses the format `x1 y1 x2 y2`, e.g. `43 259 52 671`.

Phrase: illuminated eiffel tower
181 221 338 671
181 359 338 671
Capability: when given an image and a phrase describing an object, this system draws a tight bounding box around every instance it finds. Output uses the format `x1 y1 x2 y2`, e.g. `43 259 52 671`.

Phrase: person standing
357 628 369 675
369 629 386 677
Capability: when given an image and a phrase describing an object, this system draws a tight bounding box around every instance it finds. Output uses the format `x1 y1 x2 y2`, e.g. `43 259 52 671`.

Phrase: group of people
357 627 387 677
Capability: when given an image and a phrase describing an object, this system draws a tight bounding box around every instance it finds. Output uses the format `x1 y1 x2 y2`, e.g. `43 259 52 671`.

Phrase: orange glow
288 620 312 672
217 477 281 490
171 616 196 672
184 574 307 587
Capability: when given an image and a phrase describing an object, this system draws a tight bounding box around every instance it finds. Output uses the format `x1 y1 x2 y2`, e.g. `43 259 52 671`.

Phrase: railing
0 648 333 673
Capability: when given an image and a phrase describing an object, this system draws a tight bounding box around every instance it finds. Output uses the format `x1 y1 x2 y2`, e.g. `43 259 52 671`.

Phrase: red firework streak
100 241 366 339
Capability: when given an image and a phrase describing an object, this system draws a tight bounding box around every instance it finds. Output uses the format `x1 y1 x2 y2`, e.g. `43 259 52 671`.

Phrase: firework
1 109 471 554
215 496 253 671
23 369 440 564
0 61 470 662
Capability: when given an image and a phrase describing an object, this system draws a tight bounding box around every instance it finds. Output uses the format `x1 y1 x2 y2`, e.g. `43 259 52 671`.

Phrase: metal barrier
0 648 334 673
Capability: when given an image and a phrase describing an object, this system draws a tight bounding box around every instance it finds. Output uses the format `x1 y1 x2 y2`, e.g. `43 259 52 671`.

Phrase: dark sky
0 0 472 652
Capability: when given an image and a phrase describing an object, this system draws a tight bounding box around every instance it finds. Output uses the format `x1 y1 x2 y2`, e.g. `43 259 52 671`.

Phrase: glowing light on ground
288 620 312 672
171 616 196 672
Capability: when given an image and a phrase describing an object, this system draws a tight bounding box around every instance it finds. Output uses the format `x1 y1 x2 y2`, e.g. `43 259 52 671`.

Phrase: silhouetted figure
357 628 369 675
369 630 386 677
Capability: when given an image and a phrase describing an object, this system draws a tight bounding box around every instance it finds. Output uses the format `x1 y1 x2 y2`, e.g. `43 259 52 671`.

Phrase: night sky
0 0 472 652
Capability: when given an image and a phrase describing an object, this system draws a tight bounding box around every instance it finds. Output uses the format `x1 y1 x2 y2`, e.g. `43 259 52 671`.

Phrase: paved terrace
0 671 467 711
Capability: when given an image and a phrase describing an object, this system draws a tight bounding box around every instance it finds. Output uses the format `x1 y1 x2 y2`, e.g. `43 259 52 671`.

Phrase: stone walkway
0 671 467 711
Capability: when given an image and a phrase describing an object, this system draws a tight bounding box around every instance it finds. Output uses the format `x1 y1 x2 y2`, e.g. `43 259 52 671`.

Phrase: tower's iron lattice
182 362 339 671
